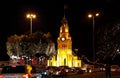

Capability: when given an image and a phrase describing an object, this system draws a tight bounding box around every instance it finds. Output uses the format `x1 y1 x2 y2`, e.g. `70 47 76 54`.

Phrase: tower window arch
65 29 68 32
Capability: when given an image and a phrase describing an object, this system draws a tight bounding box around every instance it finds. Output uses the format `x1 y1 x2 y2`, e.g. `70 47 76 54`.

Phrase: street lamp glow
88 14 92 18
26 14 36 19
88 13 99 18
88 13 99 62
95 13 99 16
26 14 36 34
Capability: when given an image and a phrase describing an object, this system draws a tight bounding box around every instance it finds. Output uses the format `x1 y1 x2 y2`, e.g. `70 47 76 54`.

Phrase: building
47 16 82 67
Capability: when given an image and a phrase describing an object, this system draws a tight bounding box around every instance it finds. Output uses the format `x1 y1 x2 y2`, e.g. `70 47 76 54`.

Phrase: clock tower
57 16 72 54
47 16 82 67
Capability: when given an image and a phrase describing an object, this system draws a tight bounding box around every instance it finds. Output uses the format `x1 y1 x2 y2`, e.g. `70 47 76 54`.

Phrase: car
0 64 36 78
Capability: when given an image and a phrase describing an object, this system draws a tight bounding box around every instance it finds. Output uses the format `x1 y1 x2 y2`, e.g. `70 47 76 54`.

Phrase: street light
26 14 36 34
88 13 99 62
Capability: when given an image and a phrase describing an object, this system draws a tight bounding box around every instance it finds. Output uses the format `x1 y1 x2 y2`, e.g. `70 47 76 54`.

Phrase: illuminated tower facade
47 16 82 67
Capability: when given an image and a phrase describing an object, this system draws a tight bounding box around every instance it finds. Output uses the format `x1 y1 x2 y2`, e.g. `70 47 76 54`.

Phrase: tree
96 23 120 78
6 31 57 61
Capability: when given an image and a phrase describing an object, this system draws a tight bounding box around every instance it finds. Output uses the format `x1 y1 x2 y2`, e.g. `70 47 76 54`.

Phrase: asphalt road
47 71 120 78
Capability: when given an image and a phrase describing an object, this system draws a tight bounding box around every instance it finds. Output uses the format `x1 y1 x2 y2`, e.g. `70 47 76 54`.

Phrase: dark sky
0 0 120 60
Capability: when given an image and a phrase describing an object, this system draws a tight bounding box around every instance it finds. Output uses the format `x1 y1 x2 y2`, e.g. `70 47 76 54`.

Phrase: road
47 71 120 78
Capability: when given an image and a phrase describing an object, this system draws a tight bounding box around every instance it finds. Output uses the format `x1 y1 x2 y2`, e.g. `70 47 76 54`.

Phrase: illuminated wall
47 16 82 67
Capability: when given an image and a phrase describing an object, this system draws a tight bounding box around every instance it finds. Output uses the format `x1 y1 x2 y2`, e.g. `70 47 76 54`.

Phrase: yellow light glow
47 17 82 67
26 14 36 19
88 13 99 18
26 65 32 75
88 14 92 18
96 13 99 16
65 29 68 32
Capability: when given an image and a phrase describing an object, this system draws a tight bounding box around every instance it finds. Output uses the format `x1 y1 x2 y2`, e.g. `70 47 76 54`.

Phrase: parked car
36 67 50 78
0 64 36 78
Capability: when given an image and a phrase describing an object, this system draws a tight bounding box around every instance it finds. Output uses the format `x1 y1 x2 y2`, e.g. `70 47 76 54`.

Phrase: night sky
0 0 120 60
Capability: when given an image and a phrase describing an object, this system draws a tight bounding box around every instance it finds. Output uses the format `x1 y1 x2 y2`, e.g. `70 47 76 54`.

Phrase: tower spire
61 4 68 25
63 6 66 19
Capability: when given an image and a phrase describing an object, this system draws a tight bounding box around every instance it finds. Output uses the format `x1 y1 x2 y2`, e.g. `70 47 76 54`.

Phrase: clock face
61 37 66 41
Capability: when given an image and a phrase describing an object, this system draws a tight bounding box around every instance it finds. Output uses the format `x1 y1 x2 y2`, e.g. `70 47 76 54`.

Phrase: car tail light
22 74 30 78
0 75 3 78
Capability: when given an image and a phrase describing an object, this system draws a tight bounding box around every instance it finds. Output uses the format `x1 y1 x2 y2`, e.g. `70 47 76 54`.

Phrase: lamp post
26 14 36 34
88 13 99 62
